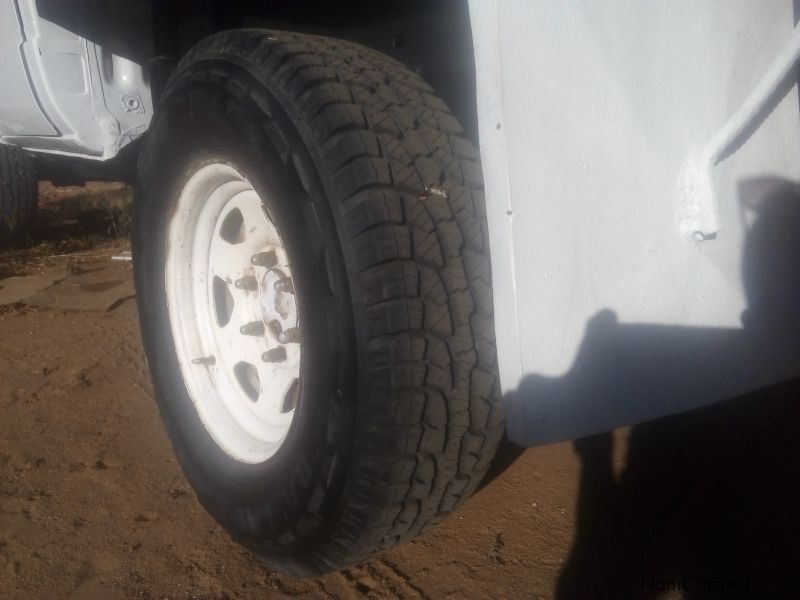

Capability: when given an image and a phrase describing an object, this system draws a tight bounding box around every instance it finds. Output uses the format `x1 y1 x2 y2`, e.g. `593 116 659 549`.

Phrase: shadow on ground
558 380 800 599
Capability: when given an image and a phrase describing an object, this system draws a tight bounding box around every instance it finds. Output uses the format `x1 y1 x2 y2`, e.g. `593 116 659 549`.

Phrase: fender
470 0 800 445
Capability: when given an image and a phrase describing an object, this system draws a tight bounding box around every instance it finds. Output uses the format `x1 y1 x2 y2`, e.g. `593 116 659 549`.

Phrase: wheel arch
34 0 479 143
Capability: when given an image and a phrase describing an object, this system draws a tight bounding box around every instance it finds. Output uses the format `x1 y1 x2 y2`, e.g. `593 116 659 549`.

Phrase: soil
1 184 797 599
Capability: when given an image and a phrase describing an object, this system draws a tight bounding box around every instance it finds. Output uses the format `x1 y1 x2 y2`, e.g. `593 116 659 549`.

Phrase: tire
0 144 37 249
134 29 503 575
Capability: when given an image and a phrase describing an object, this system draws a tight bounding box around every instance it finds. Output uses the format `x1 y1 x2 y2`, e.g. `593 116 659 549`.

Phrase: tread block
343 189 403 236
359 262 419 305
365 298 424 336
310 103 367 143
324 131 382 174
332 156 392 198
352 225 412 269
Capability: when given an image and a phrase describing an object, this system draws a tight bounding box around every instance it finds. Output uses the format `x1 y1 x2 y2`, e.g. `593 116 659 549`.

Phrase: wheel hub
259 268 297 337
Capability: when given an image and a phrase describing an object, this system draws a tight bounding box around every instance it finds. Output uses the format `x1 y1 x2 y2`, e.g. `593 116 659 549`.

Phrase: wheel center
259 268 298 336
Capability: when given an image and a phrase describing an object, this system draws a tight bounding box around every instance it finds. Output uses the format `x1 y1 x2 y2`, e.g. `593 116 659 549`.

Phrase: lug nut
240 321 265 336
267 319 283 339
262 346 287 363
278 327 301 344
234 275 258 291
251 250 278 268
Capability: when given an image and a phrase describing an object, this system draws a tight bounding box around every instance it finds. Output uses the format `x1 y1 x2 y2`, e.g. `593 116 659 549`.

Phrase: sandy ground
0 184 798 599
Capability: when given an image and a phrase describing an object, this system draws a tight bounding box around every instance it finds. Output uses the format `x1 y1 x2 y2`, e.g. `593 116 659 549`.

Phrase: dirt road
1 185 797 599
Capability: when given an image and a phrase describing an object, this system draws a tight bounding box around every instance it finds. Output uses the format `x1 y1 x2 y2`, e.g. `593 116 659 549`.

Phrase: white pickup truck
1 0 798 575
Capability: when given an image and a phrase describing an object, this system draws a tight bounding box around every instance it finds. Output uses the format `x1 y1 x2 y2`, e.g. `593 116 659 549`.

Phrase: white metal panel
470 0 800 445
2 0 152 159
0 2 56 136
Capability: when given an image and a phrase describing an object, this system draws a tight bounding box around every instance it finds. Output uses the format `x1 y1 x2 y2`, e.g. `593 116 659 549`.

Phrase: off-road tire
0 144 37 248
134 29 503 575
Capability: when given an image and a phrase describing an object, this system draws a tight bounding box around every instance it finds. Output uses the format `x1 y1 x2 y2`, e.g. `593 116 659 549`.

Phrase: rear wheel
134 29 502 575
0 144 37 249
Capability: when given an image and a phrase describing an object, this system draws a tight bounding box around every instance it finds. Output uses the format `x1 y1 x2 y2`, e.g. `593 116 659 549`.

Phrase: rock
95 453 124 469
134 511 156 523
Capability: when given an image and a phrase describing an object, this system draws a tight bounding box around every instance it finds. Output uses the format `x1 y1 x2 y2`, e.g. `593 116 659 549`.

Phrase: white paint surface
0 0 152 159
471 0 800 444
0 2 55 136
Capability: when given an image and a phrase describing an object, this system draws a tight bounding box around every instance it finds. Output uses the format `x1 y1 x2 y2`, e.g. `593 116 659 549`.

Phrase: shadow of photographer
508 176 800 598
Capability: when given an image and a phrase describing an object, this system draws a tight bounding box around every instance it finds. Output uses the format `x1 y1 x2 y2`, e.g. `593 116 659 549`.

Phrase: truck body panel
470 0 800 444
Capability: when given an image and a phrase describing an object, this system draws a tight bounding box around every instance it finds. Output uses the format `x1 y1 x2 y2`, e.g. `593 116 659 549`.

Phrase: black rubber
0 144 37 249
134 29 503 575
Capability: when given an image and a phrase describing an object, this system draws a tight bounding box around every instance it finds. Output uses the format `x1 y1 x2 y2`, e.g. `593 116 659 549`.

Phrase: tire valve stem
274 278 294 294
261 346 287 363
240 321 266 336
251 250 278 268
278 327 301 344
191 356 216 365
234 275 259 291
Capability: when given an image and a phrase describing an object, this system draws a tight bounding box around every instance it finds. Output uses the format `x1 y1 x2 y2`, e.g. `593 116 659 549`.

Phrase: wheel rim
165 162 301 463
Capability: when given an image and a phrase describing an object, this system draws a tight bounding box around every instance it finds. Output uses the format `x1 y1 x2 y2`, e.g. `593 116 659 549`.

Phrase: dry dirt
0 184 797 599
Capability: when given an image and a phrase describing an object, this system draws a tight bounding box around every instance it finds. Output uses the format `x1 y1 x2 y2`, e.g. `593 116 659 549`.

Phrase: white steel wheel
165 161 301 463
